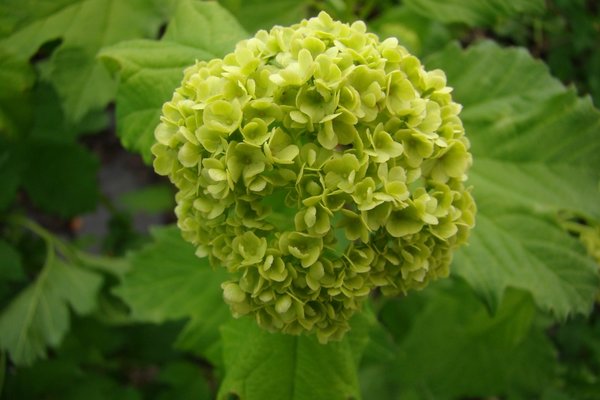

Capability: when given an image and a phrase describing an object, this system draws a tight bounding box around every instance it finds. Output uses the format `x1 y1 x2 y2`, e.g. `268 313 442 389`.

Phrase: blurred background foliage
0 0 599 399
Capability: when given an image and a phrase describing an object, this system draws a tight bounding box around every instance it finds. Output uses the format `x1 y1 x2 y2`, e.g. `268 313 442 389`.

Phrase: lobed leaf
100 40 212 163
454 212 599 316
367 282 558 399
218 315 370 400
42 46 117 125
100 0 247 162
0 256 103 366
426 41 600 316
0 0 163 122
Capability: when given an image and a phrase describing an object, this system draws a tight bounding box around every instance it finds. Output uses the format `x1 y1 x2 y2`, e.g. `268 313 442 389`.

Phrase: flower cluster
152 12 475 342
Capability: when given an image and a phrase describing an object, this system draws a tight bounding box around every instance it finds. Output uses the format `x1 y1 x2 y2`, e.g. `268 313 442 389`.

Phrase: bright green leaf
0 257 103 366
100 40 212 162
114 226 230 365
404 0 545 27
101 0 247 162
426 41 600 317
454 212 599 317
218 315 369 400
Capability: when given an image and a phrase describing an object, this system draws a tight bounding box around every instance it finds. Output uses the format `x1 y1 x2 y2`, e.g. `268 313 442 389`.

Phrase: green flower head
152 11 475 343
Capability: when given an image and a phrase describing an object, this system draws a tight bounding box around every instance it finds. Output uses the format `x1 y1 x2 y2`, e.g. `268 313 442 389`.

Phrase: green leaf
218 315 369 400
0 0 164 122
454 212 599 316
21 141 99 218
0 351 5 396
0 239 24 283
43 46 117 124
369 6 451 57
0 0 80 40
0 47 34 137
100 40 209 162
157 361 212 400
114 226 230 365
371 282 557 399
426 41 600 317
0 48 34 94
29 83 109 142
219 0 308 34
162 0 248 57
100 0 247 162
0 138 25 211
404 0 545 27
0 256 103 366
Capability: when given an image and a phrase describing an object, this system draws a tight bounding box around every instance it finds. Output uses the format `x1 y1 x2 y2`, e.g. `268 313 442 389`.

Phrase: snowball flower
152 11 476 343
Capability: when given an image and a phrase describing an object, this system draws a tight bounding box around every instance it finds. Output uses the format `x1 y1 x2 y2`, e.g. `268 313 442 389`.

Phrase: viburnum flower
152 11 476 343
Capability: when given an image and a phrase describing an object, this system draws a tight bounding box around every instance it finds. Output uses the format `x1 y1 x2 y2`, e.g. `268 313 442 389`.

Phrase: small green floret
152 11 476 342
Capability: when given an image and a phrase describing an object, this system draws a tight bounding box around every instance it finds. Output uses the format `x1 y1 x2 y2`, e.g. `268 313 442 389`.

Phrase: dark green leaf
369 282 557 399
157 361 212 400
29 83 108 142
0 239 24 283
0 139 25 211
21 141 99 218
0 351 5 396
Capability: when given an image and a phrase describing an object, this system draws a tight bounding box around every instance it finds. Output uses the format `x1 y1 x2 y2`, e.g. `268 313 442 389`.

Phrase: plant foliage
0 1 599 399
